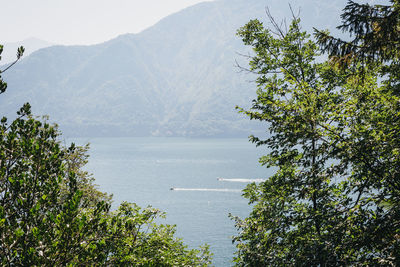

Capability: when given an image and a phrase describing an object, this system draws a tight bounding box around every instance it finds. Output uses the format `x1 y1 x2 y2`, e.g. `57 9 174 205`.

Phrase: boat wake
217 178 265 183
170 187 241 192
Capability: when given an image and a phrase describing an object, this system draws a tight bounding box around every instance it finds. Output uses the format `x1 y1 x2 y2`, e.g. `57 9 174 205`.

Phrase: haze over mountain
1 38 55 64
1 0 347 137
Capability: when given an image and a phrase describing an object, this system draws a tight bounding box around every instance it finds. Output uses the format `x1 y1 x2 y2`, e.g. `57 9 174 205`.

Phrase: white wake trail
217 178 265 183
170 187 242 192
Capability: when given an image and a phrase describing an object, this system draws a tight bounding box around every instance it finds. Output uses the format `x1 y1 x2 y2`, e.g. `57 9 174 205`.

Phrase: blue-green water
68 137 270 266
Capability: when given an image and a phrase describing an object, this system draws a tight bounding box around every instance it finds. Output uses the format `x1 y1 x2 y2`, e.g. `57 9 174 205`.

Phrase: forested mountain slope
1 0 345 137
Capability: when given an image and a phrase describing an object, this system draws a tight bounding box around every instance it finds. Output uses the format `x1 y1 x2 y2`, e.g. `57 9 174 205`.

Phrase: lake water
68 137 270 266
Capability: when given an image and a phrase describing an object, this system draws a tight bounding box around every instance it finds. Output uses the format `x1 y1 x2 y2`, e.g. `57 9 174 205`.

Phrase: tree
63 143 112 208
314 0 400 264
0 46 211 266
314 0 400 92
0 44 24 94
104 202 211 266
232 7 399 265
0 103 110 265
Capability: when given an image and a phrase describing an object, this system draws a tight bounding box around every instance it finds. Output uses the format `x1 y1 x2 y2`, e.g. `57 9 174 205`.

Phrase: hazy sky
1 0 213 45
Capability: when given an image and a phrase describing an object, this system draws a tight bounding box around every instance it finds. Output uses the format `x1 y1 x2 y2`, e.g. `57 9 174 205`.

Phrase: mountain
1 0 347 137
1 38 55 64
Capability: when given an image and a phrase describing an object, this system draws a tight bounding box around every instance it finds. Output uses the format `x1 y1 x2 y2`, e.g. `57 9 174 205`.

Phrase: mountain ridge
1 0 346 137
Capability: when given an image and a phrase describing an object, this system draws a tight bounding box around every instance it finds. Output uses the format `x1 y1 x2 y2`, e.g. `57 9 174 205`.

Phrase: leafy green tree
63 143 112 208
315 0 400 263
232 8 399 265
232 14 348 266
0 46 211 266
0 104 110 265
333 68 400 264
104 202 211 266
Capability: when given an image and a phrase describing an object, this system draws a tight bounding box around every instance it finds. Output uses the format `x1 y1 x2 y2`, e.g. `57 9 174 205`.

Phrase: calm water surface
68 137 271 266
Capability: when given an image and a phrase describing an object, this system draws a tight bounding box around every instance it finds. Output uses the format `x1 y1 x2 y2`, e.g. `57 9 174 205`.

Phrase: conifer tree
314 0 400 91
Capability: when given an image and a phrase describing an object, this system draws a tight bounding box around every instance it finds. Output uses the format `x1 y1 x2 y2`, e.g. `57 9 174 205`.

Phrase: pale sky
1 0 213 45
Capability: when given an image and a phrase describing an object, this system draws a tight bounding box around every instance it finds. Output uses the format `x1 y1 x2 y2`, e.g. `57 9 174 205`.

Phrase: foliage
0 47 211 266
315 0 400 264
0 104 109 265
105 202 211 266
63 143 112 208
0 44 24 94
232 6 400 266
314 0 400 91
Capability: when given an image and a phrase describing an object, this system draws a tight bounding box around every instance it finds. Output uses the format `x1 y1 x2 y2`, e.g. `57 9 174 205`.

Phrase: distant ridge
1 38 55 64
